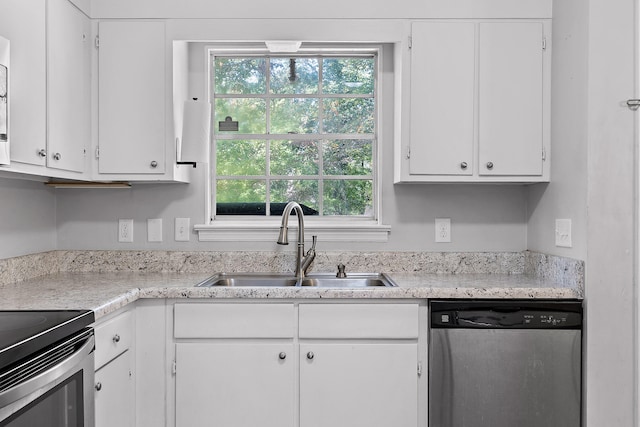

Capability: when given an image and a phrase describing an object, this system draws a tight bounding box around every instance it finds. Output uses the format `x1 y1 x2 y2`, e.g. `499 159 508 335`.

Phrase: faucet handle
336 263 347 278
302 235 317 275
309 235 317 251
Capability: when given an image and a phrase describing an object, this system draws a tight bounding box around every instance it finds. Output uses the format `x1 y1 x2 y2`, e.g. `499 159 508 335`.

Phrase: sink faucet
277 201 317 281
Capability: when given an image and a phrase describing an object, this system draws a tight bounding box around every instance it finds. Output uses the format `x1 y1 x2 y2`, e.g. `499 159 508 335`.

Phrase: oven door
0 328 95 427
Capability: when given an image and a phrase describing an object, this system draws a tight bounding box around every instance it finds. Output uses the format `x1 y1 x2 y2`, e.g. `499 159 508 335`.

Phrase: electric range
0 310 94 372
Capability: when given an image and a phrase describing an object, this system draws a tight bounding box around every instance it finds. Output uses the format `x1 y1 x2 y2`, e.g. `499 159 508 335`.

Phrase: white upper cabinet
0 0 90 178
478 22 544 176
397 19 550 183
409 22 475 176
96 20 189 182
47 0 90 173
97 21 166 175
0 0 47 168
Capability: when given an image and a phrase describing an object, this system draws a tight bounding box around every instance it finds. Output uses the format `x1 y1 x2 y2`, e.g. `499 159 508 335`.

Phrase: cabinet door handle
486 161 494 170
95 382 102 391
306 351 314 360
627 99 640 110
150 160 158 168
37 149 47 158
112 334 121 343
278 352 287 360
53 153 62 161
460 162 468 170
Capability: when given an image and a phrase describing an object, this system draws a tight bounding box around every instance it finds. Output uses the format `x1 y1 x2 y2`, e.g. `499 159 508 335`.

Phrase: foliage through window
211 49 377 218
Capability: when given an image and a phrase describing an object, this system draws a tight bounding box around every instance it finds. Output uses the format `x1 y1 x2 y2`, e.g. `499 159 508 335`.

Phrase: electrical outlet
147 218 163 242
118 219 134 243
435 218 451 243
175 218 190 242
555 219 572 248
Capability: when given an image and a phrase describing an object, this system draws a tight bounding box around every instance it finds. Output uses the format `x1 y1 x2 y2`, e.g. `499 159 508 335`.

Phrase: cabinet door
98 21 166 174
47 0 90 173
478 22 544 176
300 343 418 427
0 0 47 166
409 22 475 176
95 350 135 427
175 343 295 427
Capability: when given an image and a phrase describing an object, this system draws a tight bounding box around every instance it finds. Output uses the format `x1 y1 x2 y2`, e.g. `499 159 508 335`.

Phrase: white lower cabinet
175 343 295 427
93 309 135 427
172 302 420 427
173 302 295 427
95 349 135 427
299 343 418 427
299 303 419 427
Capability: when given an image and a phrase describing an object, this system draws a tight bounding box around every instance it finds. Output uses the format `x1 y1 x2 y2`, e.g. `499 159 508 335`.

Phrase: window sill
194 221 390 243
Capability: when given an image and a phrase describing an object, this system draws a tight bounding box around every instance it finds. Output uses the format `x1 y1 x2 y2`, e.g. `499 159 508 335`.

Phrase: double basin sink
195 273 397 288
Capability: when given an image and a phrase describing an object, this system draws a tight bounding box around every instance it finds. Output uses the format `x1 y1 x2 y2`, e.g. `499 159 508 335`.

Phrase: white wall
584 0 637 424
55 36 529 252
0 176 57 258
526 0 588 261
90 0 552 19
527 0 637 425
55 153 529 252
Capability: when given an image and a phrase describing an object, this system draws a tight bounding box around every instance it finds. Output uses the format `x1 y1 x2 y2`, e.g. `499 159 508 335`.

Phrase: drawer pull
95 382 102 391
306 351 314 360
112 334 121 343
278 352 287 360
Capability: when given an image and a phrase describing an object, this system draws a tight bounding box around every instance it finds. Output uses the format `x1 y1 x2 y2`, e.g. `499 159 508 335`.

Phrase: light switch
147 218 163 242
175 218 190 242
555 219 572 248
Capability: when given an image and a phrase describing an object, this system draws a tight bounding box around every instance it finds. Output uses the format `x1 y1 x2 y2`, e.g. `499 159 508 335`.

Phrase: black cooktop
0 310 94 372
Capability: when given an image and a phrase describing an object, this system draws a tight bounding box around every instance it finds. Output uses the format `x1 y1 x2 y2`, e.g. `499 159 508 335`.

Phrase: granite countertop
0 271 583 320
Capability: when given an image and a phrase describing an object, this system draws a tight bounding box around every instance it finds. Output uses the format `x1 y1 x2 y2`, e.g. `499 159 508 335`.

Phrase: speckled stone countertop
0 271 582 320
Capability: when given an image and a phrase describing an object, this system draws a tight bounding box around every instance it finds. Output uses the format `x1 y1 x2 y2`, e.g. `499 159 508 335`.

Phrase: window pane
271 180 319 211
270 140 319 175
323 140 372 175
216 179 265 203
214 57 266 94
323 98 374 134
270 98 319 134
270 58 319 94
323 58 374 95
324 180 373 215
216 140 266 175
215 98 266 134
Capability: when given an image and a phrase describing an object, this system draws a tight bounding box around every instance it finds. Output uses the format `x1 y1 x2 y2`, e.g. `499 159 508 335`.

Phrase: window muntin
211 51 377 218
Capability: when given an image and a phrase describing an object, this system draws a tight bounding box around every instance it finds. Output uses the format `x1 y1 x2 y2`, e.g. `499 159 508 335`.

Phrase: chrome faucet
277 201 317 281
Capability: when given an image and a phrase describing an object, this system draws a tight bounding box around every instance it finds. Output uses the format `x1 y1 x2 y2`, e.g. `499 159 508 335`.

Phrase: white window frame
195 42 390 242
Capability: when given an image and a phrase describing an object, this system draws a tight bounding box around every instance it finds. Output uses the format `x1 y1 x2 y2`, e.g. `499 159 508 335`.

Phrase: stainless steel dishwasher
429 300 582 427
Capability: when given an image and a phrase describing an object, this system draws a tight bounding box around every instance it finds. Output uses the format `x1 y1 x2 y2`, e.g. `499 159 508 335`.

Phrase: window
210 47 378 220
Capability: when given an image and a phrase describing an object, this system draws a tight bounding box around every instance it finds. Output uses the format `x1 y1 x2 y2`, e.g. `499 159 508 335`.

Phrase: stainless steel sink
195 273 397 288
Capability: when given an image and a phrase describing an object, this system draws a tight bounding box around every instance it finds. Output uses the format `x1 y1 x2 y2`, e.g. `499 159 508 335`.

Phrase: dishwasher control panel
431 300 583 329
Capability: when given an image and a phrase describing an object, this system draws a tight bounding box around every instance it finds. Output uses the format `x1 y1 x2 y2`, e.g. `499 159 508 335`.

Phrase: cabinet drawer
174 303 295 338
299 304 419 339
95 311 133 370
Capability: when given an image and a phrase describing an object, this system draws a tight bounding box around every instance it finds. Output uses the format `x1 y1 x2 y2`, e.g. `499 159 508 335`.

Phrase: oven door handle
0 329 95 409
